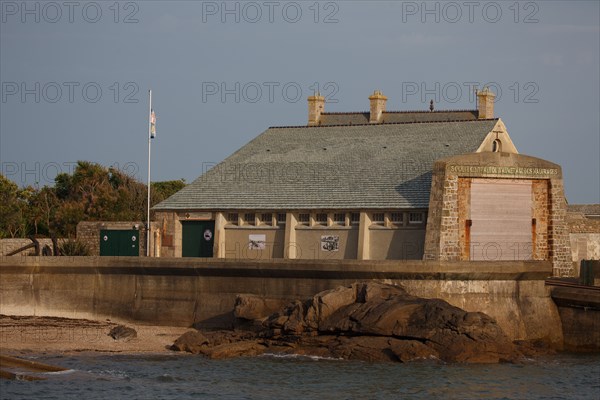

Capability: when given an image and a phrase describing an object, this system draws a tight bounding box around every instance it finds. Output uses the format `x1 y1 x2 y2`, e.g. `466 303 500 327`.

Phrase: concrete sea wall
0 257 562 346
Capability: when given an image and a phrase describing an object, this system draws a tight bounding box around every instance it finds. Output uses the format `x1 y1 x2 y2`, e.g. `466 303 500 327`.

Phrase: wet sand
0 315 189 356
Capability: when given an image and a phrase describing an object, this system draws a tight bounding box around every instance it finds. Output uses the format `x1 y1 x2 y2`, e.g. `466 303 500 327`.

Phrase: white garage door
470 179 532 261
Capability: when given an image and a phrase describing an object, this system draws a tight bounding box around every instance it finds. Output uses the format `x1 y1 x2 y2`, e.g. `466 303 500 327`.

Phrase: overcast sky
1 1 598 203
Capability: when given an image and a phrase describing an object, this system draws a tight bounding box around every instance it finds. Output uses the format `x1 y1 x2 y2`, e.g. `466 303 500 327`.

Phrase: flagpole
146 89 152 257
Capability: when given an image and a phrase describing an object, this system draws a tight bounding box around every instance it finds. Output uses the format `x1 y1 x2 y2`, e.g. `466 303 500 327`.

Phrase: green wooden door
100 230 139 256
182 221 214 257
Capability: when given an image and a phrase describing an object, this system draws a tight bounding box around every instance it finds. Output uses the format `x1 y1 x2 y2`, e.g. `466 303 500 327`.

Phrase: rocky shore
0 282 554 363
0 315 188 355
171 282 554 363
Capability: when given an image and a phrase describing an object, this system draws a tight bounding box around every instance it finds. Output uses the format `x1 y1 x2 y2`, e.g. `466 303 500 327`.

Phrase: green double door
100 229 139 256
182 221 215 257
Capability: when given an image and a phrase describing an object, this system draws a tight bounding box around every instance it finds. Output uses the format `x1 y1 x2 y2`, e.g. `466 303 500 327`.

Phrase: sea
1 352 599 400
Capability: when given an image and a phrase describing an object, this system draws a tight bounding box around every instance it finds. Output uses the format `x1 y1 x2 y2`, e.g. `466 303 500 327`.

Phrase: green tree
152 179 186 203
52 161 147 235
37 187 59 235
2 162 188 238
0 174 23 238
20 186 59 236
53 201 86 237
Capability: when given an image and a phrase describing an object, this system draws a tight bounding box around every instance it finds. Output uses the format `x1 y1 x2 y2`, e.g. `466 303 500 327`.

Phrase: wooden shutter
470 179 532 261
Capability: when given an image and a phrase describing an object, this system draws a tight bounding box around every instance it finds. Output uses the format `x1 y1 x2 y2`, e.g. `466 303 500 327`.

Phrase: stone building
77 221 158 257
152 89 575 275
567 204 600 270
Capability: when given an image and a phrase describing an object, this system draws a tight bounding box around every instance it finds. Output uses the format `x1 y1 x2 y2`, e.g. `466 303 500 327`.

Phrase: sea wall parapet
0 257 561 346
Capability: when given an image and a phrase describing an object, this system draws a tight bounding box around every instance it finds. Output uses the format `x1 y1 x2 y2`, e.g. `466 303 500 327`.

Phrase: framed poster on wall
321 235 339 252
248 234 266 250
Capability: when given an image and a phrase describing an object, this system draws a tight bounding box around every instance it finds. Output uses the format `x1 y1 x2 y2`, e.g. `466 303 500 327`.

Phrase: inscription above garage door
470 179 532 261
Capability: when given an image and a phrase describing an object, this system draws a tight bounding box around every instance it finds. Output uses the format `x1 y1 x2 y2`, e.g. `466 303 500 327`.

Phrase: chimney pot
369 90 387 123
307 92 325 126
477 87 496 119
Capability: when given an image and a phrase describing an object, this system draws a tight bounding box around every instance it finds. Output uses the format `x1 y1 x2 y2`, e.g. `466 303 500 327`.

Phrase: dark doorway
182 221 215 257
100 229 139 256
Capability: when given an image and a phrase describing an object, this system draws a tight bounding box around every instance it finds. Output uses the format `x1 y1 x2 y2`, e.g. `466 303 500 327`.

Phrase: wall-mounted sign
248 234 266 250
321 235 339 252
449 165 559 177
181 212 213 220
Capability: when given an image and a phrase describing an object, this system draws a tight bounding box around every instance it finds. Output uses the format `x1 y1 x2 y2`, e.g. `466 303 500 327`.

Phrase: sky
1 0 599 204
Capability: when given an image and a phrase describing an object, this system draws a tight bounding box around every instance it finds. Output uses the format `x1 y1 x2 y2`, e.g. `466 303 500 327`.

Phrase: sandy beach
0 315 189 356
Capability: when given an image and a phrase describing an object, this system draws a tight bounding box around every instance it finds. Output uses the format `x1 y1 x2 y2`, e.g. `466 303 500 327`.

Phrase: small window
372 213 385 224
350 213 360 225
408 212 423 224
261 213 272 226
315 213 328 225
244 213 256 226
298 213 310 225
333 213 346 225
390 212 403 225
277 213 286 226
227 213 239 225
492 139 502 152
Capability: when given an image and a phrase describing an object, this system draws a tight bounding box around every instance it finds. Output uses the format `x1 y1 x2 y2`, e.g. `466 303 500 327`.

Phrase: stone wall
0 256 563 347
532 180 550 260
154 211 180 257
423 162 444 260
76 221 158 256
154 211 207 258
424 152 573 277
568 211 600 234
568 211 600 269
0 239 57 256
548 180 572 276
440 174 461 260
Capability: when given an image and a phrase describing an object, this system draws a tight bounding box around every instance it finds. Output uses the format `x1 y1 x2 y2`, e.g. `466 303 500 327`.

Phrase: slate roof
567 204 600 217
154 117 498 211
319 110 479 126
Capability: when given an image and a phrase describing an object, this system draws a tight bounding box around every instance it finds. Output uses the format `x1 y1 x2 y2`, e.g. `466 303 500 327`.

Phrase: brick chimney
369 90 387 123
307 92 325 126
477 87 496 119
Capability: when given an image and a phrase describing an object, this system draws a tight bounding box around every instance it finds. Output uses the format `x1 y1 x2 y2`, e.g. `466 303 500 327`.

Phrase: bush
58 239 91 256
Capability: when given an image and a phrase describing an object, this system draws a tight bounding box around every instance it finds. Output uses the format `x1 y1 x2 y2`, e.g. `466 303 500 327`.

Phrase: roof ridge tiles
384 109 478 114
322 109 478 115
269 118 498 129
321 111 369 115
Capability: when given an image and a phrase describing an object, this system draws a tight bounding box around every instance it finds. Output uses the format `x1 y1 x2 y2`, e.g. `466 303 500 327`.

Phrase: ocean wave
42 369 76 375
88 369 131 380
260 353 343 362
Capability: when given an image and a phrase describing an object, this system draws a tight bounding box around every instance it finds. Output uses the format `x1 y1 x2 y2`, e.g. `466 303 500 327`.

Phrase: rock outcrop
233 294 288 321
108 325 137 341
203 340 267 360
170 330 210 354
171 282 526 363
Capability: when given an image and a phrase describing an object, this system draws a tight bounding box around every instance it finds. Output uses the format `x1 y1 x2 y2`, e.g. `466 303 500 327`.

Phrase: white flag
150 109 156 138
